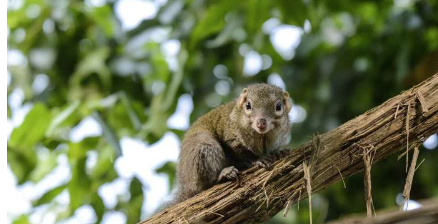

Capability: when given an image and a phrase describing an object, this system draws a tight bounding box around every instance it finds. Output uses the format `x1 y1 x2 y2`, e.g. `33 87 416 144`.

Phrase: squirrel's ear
237 88 248 109
283 91 292 113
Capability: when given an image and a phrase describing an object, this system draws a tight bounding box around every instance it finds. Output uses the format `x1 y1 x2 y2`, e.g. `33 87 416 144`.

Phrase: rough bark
326 200 438 224
140 74 438 224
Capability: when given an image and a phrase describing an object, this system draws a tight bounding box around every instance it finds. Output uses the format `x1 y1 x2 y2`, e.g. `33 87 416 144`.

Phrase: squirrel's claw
218 166 239 182
253 156 275 170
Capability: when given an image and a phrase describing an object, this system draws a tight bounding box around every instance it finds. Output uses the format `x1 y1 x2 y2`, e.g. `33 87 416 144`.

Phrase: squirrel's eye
276 103 282 111
246 102 252 110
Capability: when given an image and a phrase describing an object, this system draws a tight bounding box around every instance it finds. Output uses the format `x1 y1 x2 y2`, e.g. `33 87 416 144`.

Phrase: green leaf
12 215 30 224
68 157 92 211
9 103 52 148
129 177 143 197
205 18 242 48
46 100 80 137
7 146 35 184
108 102 134 133
245 0 271 36
119 92 143 131
29 148 58 182
126 177 144 224
170 129 185 139
277 0 310 26
107 96 147 136
90 146 117 182
92 112 122 157
190 0 237 47
156 161 176 190
7 9 25 28
425 28 438 51
90 6 116 37
8 104 12 118
145 42 170 83
70 47 111 90
68 137 100 161
33 185 66 206
141 99 170 143
91 194 105 224
7 0 45 28
8 103 52 183
140 49 188 142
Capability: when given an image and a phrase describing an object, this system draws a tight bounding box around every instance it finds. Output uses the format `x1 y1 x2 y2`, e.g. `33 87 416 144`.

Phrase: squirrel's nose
257 118 267 129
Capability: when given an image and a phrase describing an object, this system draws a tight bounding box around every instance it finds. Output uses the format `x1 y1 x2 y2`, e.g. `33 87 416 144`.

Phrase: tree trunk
326 200 438 224
140 74 438 224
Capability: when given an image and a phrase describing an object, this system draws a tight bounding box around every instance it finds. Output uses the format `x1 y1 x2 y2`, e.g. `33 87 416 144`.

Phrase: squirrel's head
236 84 292 134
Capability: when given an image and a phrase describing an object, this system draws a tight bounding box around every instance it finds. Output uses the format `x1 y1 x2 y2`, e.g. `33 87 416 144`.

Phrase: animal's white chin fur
254 127 271 134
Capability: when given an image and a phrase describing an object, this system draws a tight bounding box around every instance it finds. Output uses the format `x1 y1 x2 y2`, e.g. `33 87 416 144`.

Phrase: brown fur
174 84 292 203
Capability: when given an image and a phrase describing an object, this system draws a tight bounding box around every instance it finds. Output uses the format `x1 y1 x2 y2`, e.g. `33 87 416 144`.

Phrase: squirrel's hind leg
175 132 228 202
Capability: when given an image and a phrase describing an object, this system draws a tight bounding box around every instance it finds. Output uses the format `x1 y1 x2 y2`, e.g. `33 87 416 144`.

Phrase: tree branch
141 74 438 224
326 200 438 224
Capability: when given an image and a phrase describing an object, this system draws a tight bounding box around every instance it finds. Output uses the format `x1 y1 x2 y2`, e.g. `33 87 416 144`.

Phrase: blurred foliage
7 0 438 223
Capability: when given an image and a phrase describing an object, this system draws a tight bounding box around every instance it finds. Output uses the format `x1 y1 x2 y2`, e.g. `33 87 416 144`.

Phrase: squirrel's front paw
218 166 239 182
253 156 275 170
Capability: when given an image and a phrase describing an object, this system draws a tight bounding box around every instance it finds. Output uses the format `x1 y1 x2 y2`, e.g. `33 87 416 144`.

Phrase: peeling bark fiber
140 74 438 224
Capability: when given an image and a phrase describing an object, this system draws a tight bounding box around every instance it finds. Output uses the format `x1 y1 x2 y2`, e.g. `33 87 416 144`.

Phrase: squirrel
174 83 292 203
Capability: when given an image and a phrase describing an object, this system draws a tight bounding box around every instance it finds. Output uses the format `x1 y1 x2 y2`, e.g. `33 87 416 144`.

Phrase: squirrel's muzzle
256 118 267 130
